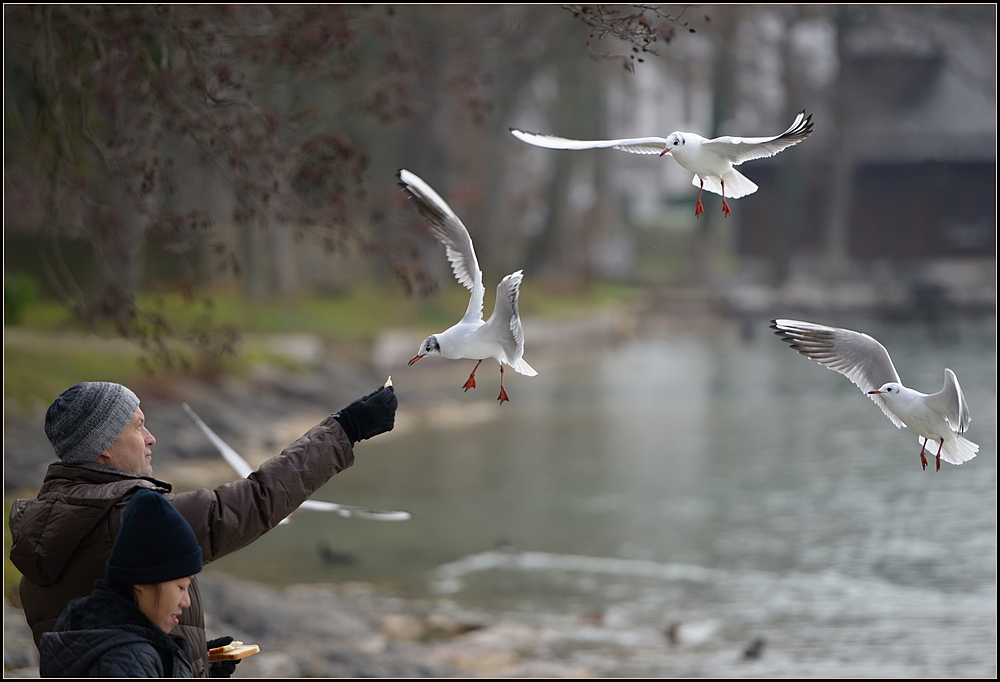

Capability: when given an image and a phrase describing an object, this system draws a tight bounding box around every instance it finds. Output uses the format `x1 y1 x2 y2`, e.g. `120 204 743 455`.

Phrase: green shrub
3 273 40 325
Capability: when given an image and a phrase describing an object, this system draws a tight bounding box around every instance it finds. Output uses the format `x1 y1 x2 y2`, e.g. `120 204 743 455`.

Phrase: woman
39 489 203 677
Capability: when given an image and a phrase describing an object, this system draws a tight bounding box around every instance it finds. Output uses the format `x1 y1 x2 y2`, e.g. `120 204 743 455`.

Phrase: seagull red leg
935 438 944 472
917 440 928 471
497 364 510 404
721 179 731 217
463 359 482 392
694 180 705 217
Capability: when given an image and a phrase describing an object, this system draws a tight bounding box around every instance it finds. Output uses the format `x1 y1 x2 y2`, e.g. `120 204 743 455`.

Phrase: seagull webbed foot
463 359 482 392
497 364 510 404
694 180 705 217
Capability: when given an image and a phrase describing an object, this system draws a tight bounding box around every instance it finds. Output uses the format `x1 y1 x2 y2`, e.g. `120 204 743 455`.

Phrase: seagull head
868 382 902 397
659 132 684 157
409 335 441 365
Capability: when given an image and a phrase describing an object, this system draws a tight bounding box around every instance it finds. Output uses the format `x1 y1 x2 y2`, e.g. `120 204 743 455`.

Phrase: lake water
206 313 997 677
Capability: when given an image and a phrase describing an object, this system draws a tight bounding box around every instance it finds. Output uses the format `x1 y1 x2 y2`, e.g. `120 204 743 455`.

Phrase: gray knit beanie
44 382 140 464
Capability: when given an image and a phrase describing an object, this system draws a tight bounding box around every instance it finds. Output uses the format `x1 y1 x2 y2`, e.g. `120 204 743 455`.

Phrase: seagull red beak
868 390 882 395
660 148 672 157
408 355 423 366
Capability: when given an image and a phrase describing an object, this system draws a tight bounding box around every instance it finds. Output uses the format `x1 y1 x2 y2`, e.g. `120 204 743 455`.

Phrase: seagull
398 168 537 404
182 403 412 521
771 320 978 471
510 111 814 217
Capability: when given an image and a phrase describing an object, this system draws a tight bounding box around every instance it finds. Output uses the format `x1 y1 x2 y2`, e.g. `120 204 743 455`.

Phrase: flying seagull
398 168 537 404
771 320 978 471
511 111 814 217
182 402 412 521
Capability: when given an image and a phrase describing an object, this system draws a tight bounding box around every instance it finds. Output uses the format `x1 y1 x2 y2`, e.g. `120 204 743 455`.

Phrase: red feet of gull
462 360 510 404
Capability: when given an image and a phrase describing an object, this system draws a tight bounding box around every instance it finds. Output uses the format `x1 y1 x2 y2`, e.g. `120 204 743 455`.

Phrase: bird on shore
511 111 813 217
182 403 412 520
742 636 766 661
397 168 536 404
770 319 978 471
316 542 356 567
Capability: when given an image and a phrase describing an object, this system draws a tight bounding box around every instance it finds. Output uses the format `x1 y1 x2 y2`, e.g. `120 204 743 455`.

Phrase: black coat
39 580 194 678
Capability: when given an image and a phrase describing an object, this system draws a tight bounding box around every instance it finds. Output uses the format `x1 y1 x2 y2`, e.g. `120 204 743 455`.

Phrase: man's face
100 407 156 476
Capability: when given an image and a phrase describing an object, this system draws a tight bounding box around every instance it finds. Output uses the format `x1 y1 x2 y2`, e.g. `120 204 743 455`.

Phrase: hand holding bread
208 640 260 661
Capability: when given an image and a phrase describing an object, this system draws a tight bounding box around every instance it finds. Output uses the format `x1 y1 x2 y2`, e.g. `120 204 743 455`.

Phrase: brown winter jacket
9 414 354 678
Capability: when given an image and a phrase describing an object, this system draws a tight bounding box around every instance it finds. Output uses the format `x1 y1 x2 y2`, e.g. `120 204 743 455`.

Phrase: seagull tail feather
508 356 538 377
921 434 979 465
694 170 758 198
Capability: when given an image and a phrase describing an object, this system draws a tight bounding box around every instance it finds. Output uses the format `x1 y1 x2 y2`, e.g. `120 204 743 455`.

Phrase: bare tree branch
563 4 697 70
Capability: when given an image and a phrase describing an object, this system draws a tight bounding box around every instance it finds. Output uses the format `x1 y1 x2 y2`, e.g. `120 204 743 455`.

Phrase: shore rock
4 596 38 676
4 570 605 678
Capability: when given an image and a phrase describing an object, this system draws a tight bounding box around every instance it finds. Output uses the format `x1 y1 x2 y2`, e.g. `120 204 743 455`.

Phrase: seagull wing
511 128 668 155
300 499 412 521
182 402 253 478
483 270 536 376
771 319 904 427
183 402 291 524
924 368 972 434
183 403 411 522
398 169 484 322
704 111 814 165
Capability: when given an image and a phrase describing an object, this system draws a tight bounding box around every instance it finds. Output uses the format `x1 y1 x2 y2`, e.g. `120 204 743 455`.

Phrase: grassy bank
4 282 639 412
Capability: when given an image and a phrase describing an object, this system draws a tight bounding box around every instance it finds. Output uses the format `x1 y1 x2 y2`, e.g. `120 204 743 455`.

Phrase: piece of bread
208 641 260 661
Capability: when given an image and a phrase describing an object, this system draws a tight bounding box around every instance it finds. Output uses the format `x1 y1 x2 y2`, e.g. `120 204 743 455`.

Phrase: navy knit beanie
105 490 203 585
44 382 140 463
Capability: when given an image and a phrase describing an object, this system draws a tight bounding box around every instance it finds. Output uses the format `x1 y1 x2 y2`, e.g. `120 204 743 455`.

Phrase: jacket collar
40 461 172 493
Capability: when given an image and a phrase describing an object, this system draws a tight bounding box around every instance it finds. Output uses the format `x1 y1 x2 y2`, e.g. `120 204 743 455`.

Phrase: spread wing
924 368 972 434
299 499 412 521
483 270 536 376
397 169 484 323
771 319 904 427
182 403 411 522
705 111 814 165
182 402 253 478
510 128 668 155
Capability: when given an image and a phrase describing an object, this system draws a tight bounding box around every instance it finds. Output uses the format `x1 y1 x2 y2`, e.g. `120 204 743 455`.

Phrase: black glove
334 385 397 444
206 636 240 678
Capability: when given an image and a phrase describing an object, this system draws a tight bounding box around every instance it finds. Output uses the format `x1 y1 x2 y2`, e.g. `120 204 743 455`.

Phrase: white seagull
182 403 412 521
398 168 537 404
771 320 978 471
511 111 814 217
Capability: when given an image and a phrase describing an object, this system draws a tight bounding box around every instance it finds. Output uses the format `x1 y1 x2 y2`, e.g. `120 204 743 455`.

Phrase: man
9 380 397 678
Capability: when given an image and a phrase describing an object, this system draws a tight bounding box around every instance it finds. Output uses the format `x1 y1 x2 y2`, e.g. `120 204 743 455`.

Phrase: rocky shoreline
5 570 603 678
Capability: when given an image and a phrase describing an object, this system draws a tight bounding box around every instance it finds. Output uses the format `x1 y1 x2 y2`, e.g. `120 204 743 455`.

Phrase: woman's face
134 577 193 633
